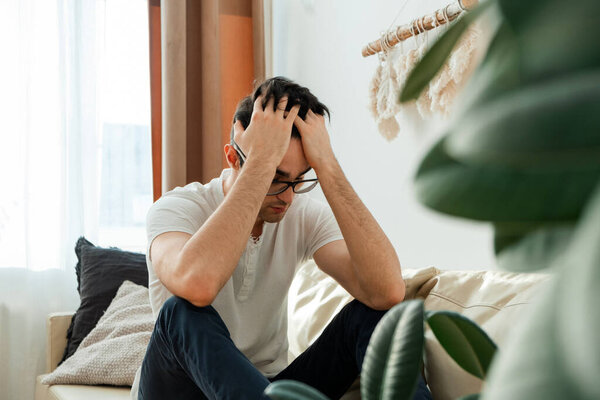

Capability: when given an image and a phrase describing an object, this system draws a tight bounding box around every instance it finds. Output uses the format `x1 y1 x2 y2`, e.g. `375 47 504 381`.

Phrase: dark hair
231 76 330 142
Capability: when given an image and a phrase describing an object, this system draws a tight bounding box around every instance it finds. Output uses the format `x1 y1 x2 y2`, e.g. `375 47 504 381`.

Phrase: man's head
225 77 330 228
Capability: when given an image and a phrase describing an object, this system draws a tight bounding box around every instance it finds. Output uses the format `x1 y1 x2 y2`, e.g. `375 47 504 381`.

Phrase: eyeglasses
231 138 319 196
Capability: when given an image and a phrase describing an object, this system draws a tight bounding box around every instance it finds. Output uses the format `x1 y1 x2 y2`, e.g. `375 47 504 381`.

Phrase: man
137 77 431 399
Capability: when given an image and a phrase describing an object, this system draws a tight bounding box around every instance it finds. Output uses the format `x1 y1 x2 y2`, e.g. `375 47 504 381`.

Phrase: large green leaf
555 183 600 399
361 300 424 400
482 183 600 399
494 222 575 271
518 0 600 83
425 311 497 379
264 380 330 400
414 138 598 223
446 71 600 169
453 20 520 115
399 0 493 103
463 0 600 114
458 394 481 400
497 0 544 32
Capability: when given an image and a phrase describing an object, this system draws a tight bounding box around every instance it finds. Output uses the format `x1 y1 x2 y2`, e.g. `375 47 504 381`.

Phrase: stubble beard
258 202 288 224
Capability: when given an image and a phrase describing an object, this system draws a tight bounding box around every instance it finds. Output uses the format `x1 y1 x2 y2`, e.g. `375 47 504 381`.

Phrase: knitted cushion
42 281 154 386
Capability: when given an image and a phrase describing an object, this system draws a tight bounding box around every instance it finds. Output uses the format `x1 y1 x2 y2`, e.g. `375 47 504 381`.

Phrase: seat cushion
35 375 130 400
49 384 130 400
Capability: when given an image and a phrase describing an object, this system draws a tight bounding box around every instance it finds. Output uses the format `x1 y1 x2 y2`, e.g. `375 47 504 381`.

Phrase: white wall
272 0 495 270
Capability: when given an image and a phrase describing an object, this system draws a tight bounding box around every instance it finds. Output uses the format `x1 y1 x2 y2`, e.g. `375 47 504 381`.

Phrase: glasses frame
231 138 247 166
230 138 319 196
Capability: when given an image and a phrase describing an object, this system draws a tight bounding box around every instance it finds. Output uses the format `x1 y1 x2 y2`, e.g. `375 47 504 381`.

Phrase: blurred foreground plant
400 0 600 398
268 0 600 398
265 300 496 400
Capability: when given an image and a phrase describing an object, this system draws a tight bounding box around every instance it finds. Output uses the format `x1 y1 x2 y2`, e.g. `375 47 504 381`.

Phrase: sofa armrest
46 312 74 373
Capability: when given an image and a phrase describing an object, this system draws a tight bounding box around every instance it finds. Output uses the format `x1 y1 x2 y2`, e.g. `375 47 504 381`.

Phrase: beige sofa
35 261 547 400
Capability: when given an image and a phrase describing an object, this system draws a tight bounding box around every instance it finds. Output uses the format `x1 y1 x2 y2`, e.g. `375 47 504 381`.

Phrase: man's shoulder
158 172 225 206
148 174 226 224
164 181 209 200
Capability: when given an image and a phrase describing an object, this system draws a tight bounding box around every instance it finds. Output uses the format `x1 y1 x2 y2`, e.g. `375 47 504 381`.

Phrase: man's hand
236 95 300 167
294 109 336 172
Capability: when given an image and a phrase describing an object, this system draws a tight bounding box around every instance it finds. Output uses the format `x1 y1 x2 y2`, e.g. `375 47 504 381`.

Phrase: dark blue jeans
139 296 432 400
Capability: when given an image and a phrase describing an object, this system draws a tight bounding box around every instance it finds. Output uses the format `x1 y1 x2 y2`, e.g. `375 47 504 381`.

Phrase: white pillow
42 281 154 386
287 260 439 359
286 261 549 400
422 269 549 400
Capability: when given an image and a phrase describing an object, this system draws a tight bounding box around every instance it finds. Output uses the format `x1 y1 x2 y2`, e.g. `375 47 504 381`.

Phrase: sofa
35 260 547 400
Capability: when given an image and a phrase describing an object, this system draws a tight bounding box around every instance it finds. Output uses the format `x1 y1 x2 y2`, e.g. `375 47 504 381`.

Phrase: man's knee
344 299 388 328
157 296 222 332
160 295 186 314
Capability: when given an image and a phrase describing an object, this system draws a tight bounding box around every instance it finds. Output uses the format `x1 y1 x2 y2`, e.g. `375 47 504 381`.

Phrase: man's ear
224 144 240 170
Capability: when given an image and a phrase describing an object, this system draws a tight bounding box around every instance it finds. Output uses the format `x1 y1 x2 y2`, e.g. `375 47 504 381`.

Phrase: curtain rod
362 0 479 58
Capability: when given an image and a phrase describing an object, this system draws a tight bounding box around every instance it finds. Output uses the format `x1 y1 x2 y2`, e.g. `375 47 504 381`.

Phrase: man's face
257 138 311 224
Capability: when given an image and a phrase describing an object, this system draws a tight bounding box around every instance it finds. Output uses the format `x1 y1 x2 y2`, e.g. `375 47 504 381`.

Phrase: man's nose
277 185 295 204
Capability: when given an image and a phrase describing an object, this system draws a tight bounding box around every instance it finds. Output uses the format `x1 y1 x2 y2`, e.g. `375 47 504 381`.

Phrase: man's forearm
316 160 405 302
176 157 276 302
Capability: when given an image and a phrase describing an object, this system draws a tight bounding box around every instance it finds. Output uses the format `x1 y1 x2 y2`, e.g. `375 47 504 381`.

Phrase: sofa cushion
43 281 153 386
61 237 148 363
287 261 548 400
423 269 548 400
287 260 439 359
48 385 130 400
35 376 130 400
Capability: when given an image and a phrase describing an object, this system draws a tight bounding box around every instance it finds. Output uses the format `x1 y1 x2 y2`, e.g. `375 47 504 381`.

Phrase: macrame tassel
428 23 481 115
369 16 482 140
369 52 402 141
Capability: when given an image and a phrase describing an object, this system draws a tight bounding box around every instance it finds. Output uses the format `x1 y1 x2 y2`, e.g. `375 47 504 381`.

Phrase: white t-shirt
145 168 343 376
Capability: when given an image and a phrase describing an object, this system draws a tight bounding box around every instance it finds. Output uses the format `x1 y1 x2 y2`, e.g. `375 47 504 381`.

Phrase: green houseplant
268 0 600 398
399 0 600 398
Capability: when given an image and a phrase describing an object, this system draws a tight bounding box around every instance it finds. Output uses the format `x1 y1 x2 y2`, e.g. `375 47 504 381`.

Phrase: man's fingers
276 97 289 117
293 113 306 131
233 120 245 135
252 95 264 114
265 95 275 113
286 104 300 125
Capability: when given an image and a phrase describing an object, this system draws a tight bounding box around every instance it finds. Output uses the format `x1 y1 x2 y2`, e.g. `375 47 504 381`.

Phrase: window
0 0 152 270
96 0 152 253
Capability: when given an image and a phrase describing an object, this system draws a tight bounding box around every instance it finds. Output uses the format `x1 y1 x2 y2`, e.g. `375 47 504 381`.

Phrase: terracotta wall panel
219 14 255 169
154 0 263 192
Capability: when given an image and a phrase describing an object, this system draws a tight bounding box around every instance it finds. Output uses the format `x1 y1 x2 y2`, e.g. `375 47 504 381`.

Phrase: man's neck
251 220 264 240
222 173 233 196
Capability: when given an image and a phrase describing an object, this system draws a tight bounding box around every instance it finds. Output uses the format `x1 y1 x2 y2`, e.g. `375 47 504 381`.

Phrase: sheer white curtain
0 1 151 399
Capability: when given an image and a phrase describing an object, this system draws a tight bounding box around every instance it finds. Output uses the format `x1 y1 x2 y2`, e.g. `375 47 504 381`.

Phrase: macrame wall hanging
363 0 481 141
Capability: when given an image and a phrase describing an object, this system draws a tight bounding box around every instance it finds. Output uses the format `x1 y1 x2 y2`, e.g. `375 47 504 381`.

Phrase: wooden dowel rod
362 0 479 58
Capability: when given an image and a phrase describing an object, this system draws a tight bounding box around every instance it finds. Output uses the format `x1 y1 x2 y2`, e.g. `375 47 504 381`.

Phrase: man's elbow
186 293 216 308
179 276 220 307
169 267 220 308
370 281 406 310
172 283 215 307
